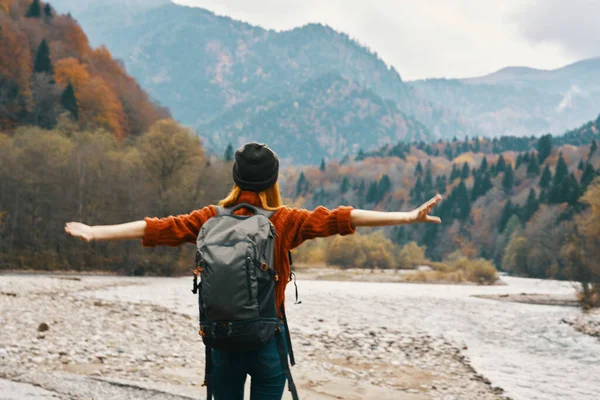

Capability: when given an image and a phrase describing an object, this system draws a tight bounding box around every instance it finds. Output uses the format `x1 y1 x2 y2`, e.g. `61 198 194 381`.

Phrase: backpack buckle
259 262 269 272
273 273 279 282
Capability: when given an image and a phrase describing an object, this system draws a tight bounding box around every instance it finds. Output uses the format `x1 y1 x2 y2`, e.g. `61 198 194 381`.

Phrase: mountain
463 58 600 93
202 73 431 164
48 0 599 162
48 0 470 162
410 58 600 138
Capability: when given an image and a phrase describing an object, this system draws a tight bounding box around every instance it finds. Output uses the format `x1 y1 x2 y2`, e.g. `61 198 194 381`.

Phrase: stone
37 323 50 332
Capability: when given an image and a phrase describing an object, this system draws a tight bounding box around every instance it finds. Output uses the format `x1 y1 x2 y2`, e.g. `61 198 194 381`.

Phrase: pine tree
498 200 513 232
423 168 433 199
444 145 453 160
340 176 349 194
523 188 539 222
435 175 447 195
562 173 581 206
577 159 585 171
549 154 569 204
410 177 423 203
224 143 234 161
378 175 392 201
450 164 460 181
461 162 470 179
581 163 596 189
502 164 514 193
536 134 552 165
515 154 523 170
481 172 493 196
60 83 78 119
479 157 488 174
473 137 481 153
366 181 378 203
590 140 598 159
526 153 540 176
553 153 568 187
43 3 52 19
540 165 552 189
296 172 306 196
495 155 506 176
33 39 53 74
319 158 326 172
455 180 470 220
415 161 423 176
26 0 41 17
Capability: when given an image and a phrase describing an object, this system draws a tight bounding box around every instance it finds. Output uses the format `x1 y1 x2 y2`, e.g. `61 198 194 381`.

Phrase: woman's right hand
65 222 94 242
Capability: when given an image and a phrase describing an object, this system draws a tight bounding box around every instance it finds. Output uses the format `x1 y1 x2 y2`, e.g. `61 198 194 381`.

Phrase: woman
65 142 442 400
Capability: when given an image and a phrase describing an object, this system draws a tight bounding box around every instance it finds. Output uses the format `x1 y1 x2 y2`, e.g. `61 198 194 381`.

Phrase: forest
282 125 600 305
1 1 599 306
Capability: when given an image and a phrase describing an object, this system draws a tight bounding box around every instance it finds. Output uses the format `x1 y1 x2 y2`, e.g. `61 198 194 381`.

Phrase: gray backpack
191 203 299 400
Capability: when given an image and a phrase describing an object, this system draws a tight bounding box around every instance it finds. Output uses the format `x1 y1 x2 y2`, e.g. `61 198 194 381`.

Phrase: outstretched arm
350 194 442 227
65 221 146 242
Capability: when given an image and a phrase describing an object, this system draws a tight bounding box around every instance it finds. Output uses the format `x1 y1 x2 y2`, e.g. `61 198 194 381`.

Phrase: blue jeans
211 327 288 400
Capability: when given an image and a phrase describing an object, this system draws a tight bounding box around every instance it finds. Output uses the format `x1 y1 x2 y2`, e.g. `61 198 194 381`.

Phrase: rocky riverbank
562 309 600 341
0 275 508 399
472 293 580 307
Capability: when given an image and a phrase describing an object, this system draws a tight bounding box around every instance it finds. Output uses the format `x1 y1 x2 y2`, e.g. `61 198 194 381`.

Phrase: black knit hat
232 142 279 192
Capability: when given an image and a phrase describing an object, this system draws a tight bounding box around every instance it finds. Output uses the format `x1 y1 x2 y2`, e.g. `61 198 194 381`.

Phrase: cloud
511 0 600 59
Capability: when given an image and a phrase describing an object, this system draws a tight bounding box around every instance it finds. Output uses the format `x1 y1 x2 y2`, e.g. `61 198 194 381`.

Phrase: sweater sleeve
281 206 356 250
142 205 217 247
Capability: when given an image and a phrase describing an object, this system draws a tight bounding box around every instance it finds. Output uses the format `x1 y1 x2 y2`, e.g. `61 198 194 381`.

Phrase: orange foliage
461 242 478 258
62 19 90 56
0 0 12 13
78 77 126 139
0 15 31 92
54 58 90 88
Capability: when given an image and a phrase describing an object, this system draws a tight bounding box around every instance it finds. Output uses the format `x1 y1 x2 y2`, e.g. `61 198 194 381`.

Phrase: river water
87 276 599 400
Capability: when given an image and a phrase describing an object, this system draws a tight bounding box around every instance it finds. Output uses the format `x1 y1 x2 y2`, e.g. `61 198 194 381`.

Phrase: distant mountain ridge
410 58 600 138
49 0 599 163
49 0 471 163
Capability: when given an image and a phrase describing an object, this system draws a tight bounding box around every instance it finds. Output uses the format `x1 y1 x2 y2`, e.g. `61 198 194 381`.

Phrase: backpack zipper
245 248 253 301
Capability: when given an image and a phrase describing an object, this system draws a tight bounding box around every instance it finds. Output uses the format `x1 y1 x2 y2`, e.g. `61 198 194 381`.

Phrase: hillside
48 0 471 160
283 114 600 282
203 73 431 164
0 0 169 136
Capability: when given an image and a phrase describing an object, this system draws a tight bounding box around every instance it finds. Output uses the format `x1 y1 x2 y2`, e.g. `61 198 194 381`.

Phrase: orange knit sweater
142 191 356 310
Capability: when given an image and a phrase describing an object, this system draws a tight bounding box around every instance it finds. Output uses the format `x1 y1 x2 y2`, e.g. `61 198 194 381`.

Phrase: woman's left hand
409 194 443 224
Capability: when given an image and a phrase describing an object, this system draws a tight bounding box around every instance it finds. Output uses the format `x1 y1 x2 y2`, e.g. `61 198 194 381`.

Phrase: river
86 275 598 400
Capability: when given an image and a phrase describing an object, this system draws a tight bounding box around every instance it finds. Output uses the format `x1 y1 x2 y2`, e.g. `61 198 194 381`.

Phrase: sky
172 0 599 81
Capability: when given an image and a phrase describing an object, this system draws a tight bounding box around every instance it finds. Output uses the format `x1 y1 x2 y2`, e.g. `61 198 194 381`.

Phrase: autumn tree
502 234 528 275
398 241 426 269
137 119 204 216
